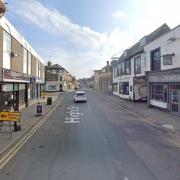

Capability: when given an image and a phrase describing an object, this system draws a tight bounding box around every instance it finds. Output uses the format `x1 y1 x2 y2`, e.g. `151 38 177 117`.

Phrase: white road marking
64 106 82 124
64 117 80 123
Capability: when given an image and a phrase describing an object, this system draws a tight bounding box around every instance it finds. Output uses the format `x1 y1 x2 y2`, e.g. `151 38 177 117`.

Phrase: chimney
107 61 109 67
47 61 52 66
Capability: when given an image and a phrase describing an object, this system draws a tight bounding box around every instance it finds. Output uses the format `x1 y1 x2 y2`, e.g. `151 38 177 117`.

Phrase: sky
4 0 180 78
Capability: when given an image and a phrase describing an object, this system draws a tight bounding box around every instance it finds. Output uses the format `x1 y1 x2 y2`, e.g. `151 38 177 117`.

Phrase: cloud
112 10 127 19
11 0 134 78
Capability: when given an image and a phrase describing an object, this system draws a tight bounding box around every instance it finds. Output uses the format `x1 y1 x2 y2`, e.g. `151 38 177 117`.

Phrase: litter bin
47 97 52 105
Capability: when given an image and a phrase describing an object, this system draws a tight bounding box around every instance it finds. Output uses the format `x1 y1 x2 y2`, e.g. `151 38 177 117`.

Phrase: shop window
151 48 161 71
134 56 141 74
3 31 11 69
113 83 118 92
48 85 56 90
151 84 167 102
119 82 129 95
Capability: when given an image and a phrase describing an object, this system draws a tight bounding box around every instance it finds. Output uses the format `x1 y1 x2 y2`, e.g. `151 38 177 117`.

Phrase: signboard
148 69 180 82
41 92 47 97
3 69 29 81
0 112 21 122
36 104 43 116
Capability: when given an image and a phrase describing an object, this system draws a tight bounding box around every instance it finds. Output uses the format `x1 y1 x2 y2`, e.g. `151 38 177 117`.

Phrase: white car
74 91 87 103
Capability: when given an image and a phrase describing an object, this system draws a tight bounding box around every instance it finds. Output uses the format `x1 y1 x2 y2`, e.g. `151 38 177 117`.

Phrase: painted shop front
147 68 180 115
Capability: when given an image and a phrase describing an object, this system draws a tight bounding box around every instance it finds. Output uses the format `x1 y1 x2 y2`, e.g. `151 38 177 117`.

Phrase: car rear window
76 93 85 96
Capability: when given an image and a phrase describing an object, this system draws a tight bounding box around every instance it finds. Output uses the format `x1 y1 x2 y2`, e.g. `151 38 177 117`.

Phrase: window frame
134 56 141 74
150 47 161 71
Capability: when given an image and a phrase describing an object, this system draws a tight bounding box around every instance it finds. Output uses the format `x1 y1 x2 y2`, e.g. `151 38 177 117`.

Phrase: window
48 85 56 90
114 67 118 78
28 52 31 75
119 82 129 95
36 60 38 77
23 48 28 74
125 60 131 74
3 31 11 69
60 76 63 81
151 84 167 102
134 56 141 74
38 62 41 77
113 83 118 92
151 48 161 71
117 60 130 76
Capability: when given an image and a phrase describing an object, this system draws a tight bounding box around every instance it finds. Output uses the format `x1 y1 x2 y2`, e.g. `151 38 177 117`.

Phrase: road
0 90 180 180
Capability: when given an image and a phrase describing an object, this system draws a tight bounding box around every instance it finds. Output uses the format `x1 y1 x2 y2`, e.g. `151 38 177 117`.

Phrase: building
93 70 100 91
145 24 180 115
45 62 76 92
97 61 112 94
113 24 170 101
0 17 45 111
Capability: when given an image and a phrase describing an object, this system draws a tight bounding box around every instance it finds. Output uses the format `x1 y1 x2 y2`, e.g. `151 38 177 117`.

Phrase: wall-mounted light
10 52 18 58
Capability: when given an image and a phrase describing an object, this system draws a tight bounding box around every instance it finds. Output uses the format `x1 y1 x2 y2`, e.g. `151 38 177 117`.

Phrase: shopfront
147 69 180 115
0 68 30 111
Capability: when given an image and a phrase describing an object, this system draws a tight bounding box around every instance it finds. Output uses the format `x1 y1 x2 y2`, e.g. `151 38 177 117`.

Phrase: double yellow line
0 97 64 170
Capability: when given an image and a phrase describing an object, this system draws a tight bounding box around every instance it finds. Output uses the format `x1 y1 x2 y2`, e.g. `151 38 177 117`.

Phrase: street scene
0 0 180 180
0 90 180 180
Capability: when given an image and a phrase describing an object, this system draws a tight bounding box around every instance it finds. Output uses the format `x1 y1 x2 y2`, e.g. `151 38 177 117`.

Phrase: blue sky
5 0 180 78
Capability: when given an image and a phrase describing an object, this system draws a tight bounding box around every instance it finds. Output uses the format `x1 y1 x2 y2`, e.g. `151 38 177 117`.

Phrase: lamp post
0 0 6 18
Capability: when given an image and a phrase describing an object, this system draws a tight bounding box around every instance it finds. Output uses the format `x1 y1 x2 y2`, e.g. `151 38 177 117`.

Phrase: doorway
170 89 180 115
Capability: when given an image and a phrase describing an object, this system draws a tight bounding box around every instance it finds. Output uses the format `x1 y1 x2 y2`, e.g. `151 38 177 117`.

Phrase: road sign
0 112 21 122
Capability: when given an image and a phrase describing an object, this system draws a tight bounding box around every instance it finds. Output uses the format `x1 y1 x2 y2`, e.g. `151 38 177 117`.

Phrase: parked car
74 91 87 103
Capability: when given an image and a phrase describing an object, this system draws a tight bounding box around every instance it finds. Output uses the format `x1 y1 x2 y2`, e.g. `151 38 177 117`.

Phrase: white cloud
112 10 127 19
12 0 134 78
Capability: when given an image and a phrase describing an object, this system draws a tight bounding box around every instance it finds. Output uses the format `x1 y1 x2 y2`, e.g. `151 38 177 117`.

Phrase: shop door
170 90 180 115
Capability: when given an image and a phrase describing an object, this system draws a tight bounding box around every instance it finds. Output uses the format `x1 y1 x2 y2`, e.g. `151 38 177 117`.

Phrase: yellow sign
41 92 47 97
0 112 21 122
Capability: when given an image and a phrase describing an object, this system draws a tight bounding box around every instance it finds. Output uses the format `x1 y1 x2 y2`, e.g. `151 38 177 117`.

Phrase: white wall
145 25 180 71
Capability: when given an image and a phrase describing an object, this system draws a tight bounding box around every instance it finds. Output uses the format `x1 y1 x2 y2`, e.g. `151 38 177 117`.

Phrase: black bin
47 97 52 105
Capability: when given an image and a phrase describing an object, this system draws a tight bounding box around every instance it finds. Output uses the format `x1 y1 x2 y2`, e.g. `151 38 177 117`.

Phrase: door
170 90 180 115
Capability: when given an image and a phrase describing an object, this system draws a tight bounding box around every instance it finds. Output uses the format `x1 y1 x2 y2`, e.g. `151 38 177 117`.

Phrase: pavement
0 92 63 160
96 91 180 136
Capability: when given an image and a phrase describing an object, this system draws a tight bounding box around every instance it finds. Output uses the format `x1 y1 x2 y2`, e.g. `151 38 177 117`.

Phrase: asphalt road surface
0 90 180 180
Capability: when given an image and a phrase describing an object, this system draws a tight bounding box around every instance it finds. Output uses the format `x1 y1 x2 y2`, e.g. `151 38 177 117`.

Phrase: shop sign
30 77 45 83
30 77 36 83
3 69 29 81
0 111 21 122
148 71 180 82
